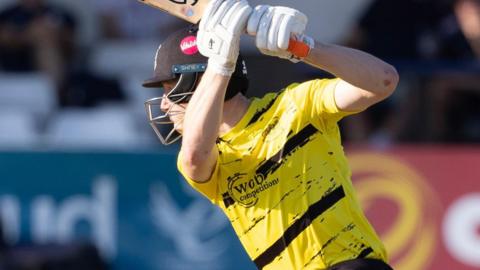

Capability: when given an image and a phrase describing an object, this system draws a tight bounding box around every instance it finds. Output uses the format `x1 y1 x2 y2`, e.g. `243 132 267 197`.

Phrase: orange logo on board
349 153 441 270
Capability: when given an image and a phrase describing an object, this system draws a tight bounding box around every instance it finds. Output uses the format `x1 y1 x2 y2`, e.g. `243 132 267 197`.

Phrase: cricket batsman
143 0 399 269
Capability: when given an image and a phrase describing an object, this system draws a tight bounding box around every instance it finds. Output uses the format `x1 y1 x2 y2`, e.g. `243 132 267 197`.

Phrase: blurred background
0 0 479 269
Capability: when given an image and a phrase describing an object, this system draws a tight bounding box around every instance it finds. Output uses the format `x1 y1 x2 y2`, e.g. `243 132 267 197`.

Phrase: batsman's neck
219 93 251 136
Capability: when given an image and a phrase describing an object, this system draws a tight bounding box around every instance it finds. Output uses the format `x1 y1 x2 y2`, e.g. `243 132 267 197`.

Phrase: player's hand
247 5 314 63
197 0 252 76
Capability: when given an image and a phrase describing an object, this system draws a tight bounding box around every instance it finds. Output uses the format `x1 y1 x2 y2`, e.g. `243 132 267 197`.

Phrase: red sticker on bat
180 36 198 55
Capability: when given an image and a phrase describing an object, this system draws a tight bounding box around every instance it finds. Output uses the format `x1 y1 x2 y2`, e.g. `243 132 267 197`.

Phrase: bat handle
287 38 311 58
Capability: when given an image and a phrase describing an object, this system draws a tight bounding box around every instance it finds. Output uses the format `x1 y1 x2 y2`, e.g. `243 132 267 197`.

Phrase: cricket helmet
143 25 249 145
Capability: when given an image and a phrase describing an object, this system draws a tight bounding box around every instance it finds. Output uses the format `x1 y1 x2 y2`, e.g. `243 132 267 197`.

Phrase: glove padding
247 5 314 63
197 0 252 76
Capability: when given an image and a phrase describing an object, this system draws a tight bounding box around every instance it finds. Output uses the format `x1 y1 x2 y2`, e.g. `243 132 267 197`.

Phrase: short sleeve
289 78 357 125
177 151 220 204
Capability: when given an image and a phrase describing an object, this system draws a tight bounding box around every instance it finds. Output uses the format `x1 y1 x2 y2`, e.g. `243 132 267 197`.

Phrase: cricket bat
138 0 311 58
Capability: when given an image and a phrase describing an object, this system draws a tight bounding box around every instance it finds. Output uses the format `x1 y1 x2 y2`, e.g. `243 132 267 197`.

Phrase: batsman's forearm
181 68 230 176
183 68 227 151
304 41 398 96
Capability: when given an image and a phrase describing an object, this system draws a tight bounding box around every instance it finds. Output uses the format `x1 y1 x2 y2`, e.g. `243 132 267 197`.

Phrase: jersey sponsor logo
260 116 289 143
227 173 279 208
180 36 198 55
261 117 279 139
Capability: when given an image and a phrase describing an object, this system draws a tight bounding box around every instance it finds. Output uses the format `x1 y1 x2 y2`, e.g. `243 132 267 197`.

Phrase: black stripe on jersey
247 91 283 127
256 124 319 177
222 192 235 208
253 186 346 269
357 246 373 258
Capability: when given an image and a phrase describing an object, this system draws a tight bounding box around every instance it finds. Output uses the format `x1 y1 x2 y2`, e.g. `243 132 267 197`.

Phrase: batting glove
197 0 252 76
247 5 315 63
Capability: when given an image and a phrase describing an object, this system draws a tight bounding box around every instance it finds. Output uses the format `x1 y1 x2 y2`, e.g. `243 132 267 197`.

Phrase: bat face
138 0 210 24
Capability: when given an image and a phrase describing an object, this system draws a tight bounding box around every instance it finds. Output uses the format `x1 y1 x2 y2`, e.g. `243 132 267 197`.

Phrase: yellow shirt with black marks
178 79 388 269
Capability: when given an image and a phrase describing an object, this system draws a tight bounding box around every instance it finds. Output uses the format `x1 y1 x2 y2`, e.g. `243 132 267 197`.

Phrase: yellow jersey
178 79 387 269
